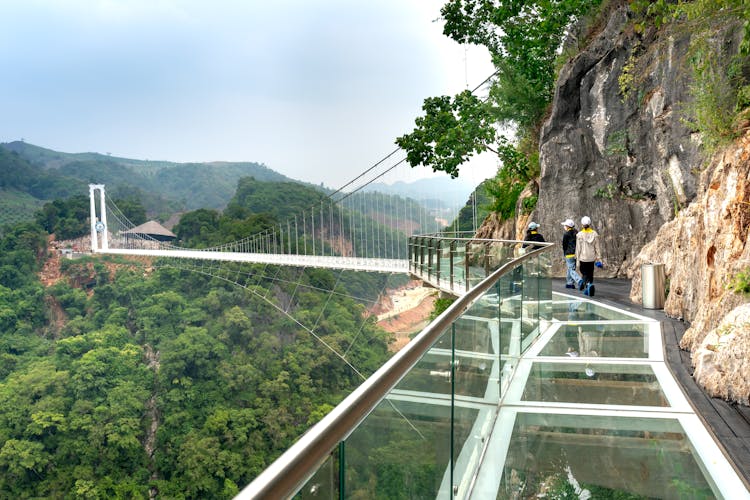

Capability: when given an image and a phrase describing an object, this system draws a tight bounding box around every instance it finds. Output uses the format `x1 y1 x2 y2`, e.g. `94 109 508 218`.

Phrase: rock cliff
474 4 750 404
535 7 706 275
629 132 750 404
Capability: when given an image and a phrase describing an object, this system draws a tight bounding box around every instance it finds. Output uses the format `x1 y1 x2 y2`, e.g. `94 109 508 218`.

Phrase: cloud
0 0 496 187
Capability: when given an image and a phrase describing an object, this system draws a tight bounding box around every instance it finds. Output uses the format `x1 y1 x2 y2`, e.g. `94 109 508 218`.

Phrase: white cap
528 222 540 230
562 218 575 227
581 216 592 226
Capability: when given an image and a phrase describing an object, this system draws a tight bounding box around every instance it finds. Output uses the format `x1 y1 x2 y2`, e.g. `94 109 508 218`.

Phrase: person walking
575 216 602 296
561 219 582 289
523 222 545 249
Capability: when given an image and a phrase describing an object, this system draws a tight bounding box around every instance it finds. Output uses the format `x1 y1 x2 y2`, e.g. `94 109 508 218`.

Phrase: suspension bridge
85 144 481 284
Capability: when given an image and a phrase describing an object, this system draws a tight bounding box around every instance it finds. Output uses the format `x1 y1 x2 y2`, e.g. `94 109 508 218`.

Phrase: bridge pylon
89 184 108 252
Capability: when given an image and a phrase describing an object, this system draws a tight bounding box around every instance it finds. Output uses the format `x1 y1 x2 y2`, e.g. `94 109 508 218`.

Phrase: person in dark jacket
561 218 582 289
523 222 545 249
512 222 545 295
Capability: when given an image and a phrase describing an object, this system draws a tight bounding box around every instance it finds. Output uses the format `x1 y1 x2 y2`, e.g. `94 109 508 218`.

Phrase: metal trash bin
642 263 666 309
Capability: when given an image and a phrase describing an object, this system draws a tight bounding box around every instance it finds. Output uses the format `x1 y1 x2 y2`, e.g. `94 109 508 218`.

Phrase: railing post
465 241 470 293
427 238 434 281
449 240 455 292
338 441 345 500
436 239 441 285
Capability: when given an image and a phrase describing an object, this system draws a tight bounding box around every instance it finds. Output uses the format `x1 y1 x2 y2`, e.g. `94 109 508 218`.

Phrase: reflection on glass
522 362 668 406
550 298 637 321
397 351 494 399
344 400 477 499
450 314 495 354
296 448 338 499
540 323 650 358
498 413 715 499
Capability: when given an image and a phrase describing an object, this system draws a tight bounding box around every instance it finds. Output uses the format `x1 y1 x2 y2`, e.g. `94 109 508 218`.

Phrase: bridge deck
551 278 750 489
98 248 409 273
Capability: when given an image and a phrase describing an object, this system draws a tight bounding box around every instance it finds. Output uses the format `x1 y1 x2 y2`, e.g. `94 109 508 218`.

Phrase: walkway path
552 278 750 489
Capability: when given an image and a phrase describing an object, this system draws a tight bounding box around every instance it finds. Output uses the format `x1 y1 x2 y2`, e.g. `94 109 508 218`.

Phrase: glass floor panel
550 297 641 321
521 361 668 406
539 322 651 358
497 412 715 499
466 292 748 499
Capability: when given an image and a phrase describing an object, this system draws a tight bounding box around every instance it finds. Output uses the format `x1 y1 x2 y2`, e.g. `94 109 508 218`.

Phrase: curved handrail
236 239 553 499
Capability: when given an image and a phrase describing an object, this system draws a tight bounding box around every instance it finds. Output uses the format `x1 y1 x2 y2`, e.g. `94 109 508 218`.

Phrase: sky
0 0 496 188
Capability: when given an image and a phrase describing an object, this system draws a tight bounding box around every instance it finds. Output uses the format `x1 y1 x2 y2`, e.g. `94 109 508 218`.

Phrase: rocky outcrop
691 304 750 406
628 133 750 325
628 132 750 402
474 211 518 241
535 7 705 276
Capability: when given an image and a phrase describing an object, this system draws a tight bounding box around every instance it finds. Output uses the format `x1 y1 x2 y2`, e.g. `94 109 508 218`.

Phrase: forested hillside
0 208 397 497
0 141 294 221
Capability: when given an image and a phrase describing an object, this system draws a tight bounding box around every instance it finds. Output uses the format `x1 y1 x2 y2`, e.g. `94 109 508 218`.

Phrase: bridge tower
88 184 108 252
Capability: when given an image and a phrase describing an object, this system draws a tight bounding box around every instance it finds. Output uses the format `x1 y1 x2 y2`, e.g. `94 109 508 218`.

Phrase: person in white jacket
575 216 602 296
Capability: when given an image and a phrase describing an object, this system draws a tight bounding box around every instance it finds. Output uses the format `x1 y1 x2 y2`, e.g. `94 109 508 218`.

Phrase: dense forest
0 180 406 497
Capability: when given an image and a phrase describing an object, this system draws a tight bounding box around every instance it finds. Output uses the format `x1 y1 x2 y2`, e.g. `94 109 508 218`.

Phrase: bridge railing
237 236 554 499
408 232 536 295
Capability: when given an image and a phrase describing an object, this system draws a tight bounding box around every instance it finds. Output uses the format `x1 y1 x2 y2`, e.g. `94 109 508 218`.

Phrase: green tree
112 196 147 226
35 195 90 240
398 0 600 216
396 91 497 178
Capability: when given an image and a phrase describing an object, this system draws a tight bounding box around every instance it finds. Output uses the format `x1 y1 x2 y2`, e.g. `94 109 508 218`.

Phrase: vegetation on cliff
398 0 605 219
399 0 750 223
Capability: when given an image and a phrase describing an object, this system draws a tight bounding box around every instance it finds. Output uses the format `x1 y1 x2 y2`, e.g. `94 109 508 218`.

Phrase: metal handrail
236 238 553 499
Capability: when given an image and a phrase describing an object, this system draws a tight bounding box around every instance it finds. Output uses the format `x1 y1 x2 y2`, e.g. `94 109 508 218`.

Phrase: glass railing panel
452 403 493 499
520 256 541 351
396 325 453 397
497 412 716 499
342 399 453 498
539 322 652 358
451 295 504 497
295 448 338 499
447 315 496 355
396 335 493 399
498 264 523 393
521 362 669 406
438 242 452 290
486 241 514 273
536 250 553 322
452 243 467 292
467 242 489 289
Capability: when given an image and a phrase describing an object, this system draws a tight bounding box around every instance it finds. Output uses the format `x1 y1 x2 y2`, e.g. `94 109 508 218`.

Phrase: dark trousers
580 260 595 285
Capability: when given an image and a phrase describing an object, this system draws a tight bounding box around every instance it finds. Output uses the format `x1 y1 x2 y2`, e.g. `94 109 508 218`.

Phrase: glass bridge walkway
239 235 750 499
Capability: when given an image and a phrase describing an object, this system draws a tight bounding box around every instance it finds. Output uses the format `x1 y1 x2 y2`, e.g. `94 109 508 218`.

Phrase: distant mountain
0 141 295 215
360 176 476 209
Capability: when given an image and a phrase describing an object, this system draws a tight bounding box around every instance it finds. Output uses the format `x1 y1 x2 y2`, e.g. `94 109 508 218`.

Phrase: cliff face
629 132 750 404
535 7 702 275
473 5 750 404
